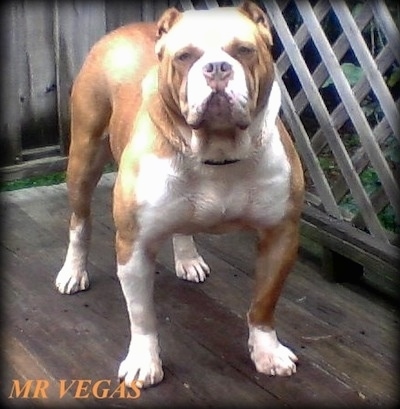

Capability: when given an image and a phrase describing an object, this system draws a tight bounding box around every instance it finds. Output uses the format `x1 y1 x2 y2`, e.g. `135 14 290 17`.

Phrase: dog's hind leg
172 234 210 282
56 79 112 294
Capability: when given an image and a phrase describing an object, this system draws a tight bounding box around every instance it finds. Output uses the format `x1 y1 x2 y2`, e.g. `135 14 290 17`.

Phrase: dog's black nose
203 61 233 91
203 61 232 76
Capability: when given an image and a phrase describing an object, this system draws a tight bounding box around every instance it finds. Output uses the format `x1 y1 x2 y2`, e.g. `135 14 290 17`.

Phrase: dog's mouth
186 91 250 130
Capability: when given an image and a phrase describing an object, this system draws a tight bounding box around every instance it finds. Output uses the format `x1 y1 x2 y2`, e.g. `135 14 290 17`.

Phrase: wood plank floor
1 173 398 408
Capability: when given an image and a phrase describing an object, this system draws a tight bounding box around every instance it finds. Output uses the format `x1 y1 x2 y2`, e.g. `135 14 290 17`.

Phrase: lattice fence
265 0 399 237
257 0 399 283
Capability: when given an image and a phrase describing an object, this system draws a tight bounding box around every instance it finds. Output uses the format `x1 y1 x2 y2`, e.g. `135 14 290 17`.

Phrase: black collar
202 159 240 166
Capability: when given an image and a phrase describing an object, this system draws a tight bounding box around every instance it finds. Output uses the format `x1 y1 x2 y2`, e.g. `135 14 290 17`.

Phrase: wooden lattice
264 0 399 247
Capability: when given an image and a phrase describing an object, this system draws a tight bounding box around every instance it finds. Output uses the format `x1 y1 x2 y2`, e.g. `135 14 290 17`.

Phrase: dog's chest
136 153 290 235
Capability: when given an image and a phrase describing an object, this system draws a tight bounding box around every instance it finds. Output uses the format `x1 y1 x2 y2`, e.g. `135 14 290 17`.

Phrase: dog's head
154 1 277 163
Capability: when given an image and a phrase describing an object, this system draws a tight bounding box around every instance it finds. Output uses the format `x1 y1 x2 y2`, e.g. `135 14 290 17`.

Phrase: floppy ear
156 7 181 38
155 7 182 58
238 1 273 47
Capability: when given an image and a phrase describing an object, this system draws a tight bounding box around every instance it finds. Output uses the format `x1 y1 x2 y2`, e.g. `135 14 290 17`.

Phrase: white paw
55 267 89 294
118 335 164 389
251 342 297 376
249 326 297 376
175 256 210 283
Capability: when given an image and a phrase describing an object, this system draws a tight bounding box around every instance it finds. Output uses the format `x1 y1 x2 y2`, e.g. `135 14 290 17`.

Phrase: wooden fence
0 0 175 177
1 0 399 292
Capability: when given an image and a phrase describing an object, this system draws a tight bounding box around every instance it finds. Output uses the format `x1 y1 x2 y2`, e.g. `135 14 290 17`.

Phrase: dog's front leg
113 176 163 389
247 219 299 376
116 239 163 389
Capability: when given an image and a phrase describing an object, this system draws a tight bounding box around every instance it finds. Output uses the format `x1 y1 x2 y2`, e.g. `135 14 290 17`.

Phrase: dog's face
154 2 276 162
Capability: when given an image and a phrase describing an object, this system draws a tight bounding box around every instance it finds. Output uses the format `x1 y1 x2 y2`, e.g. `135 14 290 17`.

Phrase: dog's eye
237 45 255 56
176 51 192 62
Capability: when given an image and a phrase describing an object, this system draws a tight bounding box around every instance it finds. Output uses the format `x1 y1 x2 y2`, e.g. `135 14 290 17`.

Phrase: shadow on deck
1 173 398 408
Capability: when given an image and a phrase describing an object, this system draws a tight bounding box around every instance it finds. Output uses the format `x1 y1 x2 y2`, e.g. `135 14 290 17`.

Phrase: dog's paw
248 326 297 376
251 342 297 376
175 256 210 283
118 336 164 389
55 267 89 294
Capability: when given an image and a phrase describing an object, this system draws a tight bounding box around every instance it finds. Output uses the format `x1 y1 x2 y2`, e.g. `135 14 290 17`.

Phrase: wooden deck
1 173 398 408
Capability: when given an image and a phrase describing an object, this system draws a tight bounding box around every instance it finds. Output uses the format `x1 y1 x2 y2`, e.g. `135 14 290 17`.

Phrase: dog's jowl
56 1 304 389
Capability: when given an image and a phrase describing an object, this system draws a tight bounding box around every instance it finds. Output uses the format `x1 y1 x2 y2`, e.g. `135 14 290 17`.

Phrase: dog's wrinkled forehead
158 8 259 55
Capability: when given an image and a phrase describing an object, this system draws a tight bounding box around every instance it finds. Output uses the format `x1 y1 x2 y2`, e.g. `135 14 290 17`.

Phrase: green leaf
341 63 364 86
351 3 364 19
322 63 363 88
361 100 379 117
387 145 400 163
387 67 400 87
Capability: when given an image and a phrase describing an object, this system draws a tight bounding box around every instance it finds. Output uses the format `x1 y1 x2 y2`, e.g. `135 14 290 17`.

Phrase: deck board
1 173 398 408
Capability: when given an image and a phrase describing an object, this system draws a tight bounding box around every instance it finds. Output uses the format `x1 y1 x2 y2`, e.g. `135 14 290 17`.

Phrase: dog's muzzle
184 51 250 130
202 61 233 92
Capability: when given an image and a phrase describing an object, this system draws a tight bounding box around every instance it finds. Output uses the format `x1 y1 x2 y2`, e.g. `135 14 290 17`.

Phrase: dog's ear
155 8 182 58
238 1 273 47
157 7 181 38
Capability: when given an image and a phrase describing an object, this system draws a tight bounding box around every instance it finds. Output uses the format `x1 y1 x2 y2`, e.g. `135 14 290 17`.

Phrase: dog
55 1 304 389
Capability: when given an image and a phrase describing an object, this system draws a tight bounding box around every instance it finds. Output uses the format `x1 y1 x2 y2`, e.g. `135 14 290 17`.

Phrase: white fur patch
56 217 90 294
248 325 298 376
135 154 175 207
264 81 282 131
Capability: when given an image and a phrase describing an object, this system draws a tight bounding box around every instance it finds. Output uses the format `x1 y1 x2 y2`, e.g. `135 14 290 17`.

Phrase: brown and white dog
56 1 304 389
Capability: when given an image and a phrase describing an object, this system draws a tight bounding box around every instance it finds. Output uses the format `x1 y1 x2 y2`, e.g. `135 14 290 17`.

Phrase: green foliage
322 62 364 88
0 163 116 192
385 136 400 163
360 98 381 119
318 156 334 171
379 205 400 234
340 194 358 215
338 167 398 234
387 66 400 87
0 172 66 192
339 169 381 216
359 168 381 194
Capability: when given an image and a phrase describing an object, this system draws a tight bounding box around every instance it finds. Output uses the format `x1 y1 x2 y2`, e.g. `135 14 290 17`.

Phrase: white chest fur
135 124 290 239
